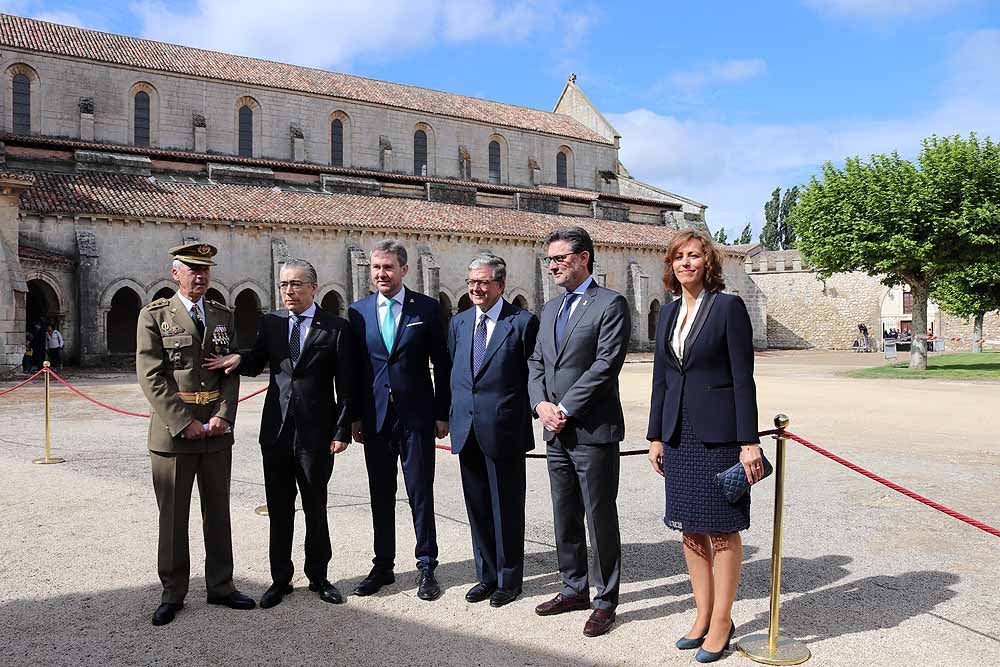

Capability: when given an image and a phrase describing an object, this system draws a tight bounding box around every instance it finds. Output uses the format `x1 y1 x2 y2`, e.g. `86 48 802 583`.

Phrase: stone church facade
0 14 767 373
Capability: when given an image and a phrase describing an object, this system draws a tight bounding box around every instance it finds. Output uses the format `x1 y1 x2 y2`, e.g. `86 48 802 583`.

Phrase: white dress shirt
672 289 706 359
287 302 317 355
474 297 505 347
377 286 405 334
175 292 205 327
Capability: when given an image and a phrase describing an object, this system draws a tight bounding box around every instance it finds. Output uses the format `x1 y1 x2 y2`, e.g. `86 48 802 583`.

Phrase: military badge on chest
211 324 232 355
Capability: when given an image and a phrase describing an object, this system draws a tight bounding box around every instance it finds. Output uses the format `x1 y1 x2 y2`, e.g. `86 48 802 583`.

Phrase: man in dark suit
527 226 630 637
205 259 354 608
348 240 451 601
448 254 539 608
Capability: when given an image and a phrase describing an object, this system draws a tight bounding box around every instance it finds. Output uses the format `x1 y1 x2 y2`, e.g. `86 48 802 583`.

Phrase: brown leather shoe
583 608 616 637
534 593 591 616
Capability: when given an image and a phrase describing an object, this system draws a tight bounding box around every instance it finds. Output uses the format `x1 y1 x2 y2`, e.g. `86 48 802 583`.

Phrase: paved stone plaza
1 351 998 666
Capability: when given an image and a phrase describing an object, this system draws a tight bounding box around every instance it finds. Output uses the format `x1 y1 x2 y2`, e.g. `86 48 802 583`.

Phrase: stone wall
749 266 885 350
14 210 691 364
0 49 618 189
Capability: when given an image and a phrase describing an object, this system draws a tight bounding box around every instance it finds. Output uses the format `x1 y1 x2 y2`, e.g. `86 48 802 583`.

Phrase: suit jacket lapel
475 301 513 380
298 308 325 364
170 294 202 341
682 291 718 368
391 291 418 356
663 298 682 370
457 308 475 377
556 282 598 360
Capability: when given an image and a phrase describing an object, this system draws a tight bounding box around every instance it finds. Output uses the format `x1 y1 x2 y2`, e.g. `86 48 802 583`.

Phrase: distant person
22 333 33 373
30 321 45 371
46 324 64 369
647 228 764 664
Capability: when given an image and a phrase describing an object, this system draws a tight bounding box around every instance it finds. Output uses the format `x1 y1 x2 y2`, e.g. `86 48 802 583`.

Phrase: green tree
713 227 728 244
760 186 800 249
779 186 800 248
760 187 780 250
931 263 1000 352
791 133 1000 370
737 222 753 245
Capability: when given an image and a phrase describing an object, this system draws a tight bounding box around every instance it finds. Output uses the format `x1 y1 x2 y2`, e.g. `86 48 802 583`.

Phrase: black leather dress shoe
416 570 442 601
353 569 395 596
309 579 345 604
207 590 257 610
260 583 293 609
465 582 497 603
151 602 183 626
489 589 520 608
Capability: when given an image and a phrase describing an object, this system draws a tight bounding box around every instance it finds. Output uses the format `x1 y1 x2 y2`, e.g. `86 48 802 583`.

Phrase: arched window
488 140 501 184
331 119 344 167
556 151 568 187
438 292 453 327
321 290 344 317
414 129 427 176
238 105 253 157
648 299 661 341
12 73 30 135
457 293 473 313
234 288 262 348
134 91 150 147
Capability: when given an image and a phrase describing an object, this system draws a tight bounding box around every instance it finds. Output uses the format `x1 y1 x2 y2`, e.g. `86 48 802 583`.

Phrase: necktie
288 313 306 363
554 292 578 349
472 313 489 375
381 298 398 352
190 305 205 337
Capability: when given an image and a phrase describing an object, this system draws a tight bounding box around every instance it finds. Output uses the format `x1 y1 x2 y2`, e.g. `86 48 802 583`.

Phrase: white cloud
805 0 966 19
128 0 587 70
611 30 1000 238
670 58 768 92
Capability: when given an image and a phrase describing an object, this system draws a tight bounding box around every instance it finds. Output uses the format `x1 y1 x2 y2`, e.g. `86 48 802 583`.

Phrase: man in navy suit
204 259 355 609
348 240 451 601
448 254 539 608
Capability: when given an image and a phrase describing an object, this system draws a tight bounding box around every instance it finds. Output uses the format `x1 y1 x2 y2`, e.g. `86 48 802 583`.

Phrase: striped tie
190 305 205 337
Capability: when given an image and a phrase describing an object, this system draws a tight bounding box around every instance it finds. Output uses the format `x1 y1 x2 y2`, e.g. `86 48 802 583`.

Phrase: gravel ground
1 350 998 666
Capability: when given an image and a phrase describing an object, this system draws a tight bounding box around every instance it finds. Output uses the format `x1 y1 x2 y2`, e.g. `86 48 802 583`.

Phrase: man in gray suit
528 226 630 638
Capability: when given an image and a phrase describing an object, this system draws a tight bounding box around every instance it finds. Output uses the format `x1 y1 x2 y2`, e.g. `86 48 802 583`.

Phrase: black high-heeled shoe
695 621 735 663
675 630 708 650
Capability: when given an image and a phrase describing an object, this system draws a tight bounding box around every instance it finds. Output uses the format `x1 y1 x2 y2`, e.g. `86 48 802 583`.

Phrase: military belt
177 390 220 405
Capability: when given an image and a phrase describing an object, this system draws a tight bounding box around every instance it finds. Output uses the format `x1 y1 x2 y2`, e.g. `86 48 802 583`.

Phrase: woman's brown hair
662 228 726 296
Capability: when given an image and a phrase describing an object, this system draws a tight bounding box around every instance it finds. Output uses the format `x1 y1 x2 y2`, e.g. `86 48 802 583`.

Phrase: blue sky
5 0 999 239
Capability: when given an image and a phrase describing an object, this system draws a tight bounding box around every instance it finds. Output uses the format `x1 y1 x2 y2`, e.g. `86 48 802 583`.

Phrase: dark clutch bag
715 455 773 503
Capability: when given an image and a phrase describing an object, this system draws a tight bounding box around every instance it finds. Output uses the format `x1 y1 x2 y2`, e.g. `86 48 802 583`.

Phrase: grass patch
847 351 1000 380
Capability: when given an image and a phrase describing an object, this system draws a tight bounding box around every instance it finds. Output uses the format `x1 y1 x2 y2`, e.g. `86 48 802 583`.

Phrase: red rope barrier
784 430 1000 539
0 369 45 396
44 369 268 419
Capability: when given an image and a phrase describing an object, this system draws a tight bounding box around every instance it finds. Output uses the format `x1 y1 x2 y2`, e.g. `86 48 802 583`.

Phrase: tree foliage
713 226 728 244
760 186 800 249
737 222 753 245
930 263 1000 351
791 133 1000 369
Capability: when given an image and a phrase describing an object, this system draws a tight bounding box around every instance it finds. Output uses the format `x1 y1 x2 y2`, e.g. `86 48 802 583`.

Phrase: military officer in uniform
136 242 256 626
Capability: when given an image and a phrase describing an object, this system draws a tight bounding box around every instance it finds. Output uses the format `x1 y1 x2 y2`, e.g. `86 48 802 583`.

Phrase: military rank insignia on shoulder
146 298 170 310
206 299 232 312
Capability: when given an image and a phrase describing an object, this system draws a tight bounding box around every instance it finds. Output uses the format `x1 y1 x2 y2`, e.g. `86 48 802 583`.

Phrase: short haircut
467 253 507 283
280 258 318 284
544 226 595 273
371 240 408 267
662 228 726 296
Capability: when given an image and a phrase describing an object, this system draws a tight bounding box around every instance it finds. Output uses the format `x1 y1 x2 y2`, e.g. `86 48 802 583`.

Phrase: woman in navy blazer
646 228 764 663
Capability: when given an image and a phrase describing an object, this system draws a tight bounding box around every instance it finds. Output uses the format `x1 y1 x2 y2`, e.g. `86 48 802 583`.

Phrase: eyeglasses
465 279 497 289
279 281 314 291
545 252 579 266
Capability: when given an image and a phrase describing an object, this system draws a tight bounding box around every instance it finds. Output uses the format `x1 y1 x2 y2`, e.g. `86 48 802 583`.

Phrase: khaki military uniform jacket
136 294 239 453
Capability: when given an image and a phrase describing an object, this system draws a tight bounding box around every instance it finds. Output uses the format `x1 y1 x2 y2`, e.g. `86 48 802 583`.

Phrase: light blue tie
381 298 398 351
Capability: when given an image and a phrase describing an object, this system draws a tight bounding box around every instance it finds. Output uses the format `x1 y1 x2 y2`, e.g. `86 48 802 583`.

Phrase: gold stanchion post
32 362 65 465
737 414 809 665
254 505 269 516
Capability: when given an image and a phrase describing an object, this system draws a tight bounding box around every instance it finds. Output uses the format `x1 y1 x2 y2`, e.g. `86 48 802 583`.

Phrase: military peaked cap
170 242 217 266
